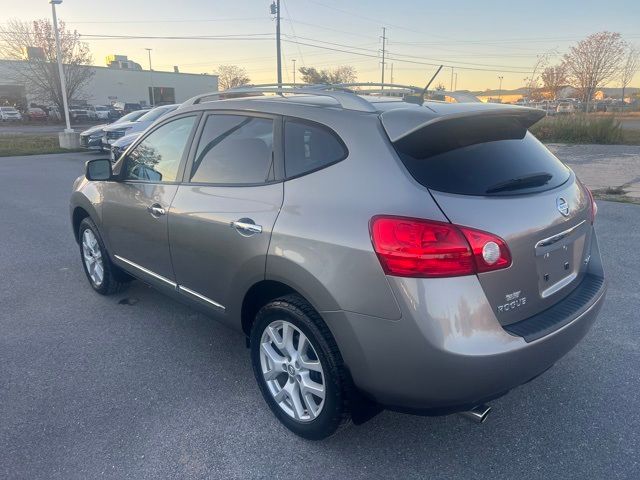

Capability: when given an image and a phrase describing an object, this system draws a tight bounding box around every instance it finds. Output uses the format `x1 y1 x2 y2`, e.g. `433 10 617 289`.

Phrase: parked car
79 109 150 151
109 132 141 162
101 104 178 149
0 106 22 121
26 107 48 121
71 85 606 440
70 108 90 122
556 102 575 114
93 105 111 121
112 102 142 115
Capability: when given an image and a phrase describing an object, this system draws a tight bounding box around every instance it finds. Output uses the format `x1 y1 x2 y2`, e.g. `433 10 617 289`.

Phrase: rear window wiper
485 172 553 194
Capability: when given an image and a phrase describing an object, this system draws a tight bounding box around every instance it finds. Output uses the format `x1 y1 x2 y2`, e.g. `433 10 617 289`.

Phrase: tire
78 217 130 295
250 294 351 440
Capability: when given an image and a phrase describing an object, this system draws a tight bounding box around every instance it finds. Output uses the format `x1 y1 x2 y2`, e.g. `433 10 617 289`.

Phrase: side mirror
85 158 113 181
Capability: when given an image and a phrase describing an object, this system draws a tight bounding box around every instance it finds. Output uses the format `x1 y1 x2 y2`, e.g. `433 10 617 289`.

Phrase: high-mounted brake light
370 216 511 278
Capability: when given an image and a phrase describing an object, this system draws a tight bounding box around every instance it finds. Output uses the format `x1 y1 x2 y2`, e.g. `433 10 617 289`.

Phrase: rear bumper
323 232 606 411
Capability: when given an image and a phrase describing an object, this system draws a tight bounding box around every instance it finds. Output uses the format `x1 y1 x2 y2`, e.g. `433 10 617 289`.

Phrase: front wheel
78 217 130 295
250 294 351 440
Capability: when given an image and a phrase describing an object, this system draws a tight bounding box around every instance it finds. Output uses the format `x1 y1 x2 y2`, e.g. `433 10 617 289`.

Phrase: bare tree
563 31 626 112
298 65 357 84
216 65 250 91
620 46 640 108
0 19 93 111
541 64 568 100
523 52 552 103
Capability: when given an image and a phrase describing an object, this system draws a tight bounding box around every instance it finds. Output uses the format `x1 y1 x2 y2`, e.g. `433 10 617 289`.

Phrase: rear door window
190 114 274 184
284 119 347 178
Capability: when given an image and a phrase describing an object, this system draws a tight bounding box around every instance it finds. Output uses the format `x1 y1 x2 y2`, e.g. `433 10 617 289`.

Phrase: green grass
0 134 83 157
530 114 640 144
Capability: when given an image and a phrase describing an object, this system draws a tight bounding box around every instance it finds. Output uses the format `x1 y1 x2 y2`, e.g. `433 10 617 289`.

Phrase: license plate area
535 221 587 298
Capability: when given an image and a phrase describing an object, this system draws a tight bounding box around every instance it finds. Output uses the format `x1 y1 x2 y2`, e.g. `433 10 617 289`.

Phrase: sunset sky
3 0 640 91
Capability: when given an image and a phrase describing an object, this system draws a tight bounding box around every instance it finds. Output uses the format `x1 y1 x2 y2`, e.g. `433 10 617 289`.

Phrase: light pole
145 48 155 106
498 75 504 102
270 1 282 85
292 59 296 86
50 0 72 132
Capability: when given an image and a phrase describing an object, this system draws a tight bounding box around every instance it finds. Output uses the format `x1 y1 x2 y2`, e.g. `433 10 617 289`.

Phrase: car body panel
168 182 284 323
102 181 178 281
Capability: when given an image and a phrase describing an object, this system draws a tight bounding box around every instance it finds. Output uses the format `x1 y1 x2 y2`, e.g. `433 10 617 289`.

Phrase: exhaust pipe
459 404 491 424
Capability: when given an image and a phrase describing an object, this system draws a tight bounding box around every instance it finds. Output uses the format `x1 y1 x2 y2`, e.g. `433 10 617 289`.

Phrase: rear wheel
250 294 351 440
78 217 130 295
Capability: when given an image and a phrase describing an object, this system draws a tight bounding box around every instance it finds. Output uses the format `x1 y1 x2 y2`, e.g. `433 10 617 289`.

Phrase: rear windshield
394 120 570 196
137 106 176 123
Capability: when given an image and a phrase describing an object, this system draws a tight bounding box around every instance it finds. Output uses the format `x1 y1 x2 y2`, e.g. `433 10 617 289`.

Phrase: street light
50 0 72 133
498 75 504 102
145 48 155 106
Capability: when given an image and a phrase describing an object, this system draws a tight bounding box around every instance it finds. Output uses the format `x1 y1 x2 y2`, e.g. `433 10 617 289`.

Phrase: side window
284 119 347 178
123 116 196 183
190 115 274 184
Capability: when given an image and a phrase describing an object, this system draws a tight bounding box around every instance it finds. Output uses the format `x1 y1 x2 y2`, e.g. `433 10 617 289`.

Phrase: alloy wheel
259 320 326 422
82 228 104 287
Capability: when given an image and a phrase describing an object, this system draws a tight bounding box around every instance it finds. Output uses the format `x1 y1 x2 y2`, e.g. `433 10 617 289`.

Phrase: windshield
95 106 108 111
115 109 149 124
1 107 17 112
137 106 176 123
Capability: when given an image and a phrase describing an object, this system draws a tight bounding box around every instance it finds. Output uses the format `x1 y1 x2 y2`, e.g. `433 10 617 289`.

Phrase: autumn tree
620 46 640 107
563 31 626 111
523 52 552 102
217 65 250 90
298 65 357 84
0 19 93 112
541 64 568 100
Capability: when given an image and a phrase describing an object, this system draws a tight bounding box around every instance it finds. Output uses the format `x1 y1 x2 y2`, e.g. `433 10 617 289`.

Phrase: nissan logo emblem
556 197 569 216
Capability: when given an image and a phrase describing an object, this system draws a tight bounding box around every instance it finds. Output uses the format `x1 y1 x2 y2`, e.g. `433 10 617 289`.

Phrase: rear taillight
370 216 511 278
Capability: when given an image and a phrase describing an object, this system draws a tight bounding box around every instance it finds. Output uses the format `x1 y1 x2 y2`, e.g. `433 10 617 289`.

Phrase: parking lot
1 151 639 479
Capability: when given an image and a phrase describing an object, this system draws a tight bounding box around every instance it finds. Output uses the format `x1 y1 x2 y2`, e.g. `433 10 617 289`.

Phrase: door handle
231 220 263 235
147 204 166 217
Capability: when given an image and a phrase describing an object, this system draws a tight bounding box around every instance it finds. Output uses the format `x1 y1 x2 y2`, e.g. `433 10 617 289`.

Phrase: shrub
530 114 624 144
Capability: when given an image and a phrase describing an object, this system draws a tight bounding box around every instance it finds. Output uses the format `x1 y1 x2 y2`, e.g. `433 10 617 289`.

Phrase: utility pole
292 59 296 86
498 75 504 102
390 63 394 84
271 1 282 85
145 48 155 106
453 72 458 91
450 67 454 92
50 0 72 132
380 27 387 89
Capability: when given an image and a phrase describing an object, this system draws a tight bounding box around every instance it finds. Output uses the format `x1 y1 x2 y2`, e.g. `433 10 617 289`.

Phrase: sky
2 0 640 91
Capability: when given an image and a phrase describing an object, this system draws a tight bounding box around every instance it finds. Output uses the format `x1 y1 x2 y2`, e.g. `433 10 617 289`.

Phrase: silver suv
70 84 606 440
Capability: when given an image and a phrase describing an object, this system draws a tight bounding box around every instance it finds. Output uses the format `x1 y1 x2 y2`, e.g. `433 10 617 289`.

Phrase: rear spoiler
381 106 546 159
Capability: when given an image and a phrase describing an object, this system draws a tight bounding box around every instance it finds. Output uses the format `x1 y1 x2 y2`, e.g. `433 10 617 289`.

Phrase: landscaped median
530 114 640 145
0 134 83 157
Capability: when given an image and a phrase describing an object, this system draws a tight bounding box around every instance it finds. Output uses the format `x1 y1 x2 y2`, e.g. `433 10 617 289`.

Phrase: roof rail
178 84 377 112
332 82 423 93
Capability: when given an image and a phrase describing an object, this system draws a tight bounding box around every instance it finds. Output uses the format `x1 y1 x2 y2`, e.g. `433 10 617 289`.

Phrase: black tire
78 217 131 295
250 294 351 440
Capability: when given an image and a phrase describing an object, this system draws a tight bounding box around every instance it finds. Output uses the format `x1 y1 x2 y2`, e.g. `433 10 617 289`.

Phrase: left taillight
369 216 511 278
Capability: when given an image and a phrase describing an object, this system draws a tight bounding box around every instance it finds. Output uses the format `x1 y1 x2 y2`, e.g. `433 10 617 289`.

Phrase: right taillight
370 216 511 278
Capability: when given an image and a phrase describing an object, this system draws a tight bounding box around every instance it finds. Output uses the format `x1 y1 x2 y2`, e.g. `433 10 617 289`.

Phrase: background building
0 59 218 107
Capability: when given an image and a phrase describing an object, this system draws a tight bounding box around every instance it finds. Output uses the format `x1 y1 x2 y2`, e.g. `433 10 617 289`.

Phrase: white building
0 59 218 107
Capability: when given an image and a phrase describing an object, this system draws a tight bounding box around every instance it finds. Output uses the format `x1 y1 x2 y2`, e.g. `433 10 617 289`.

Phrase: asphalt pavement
1 152 639 479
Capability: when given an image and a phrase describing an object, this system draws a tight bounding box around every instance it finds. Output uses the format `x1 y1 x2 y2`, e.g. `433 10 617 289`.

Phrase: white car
0 106 22 121
556 102 575 114
93 105 110 121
